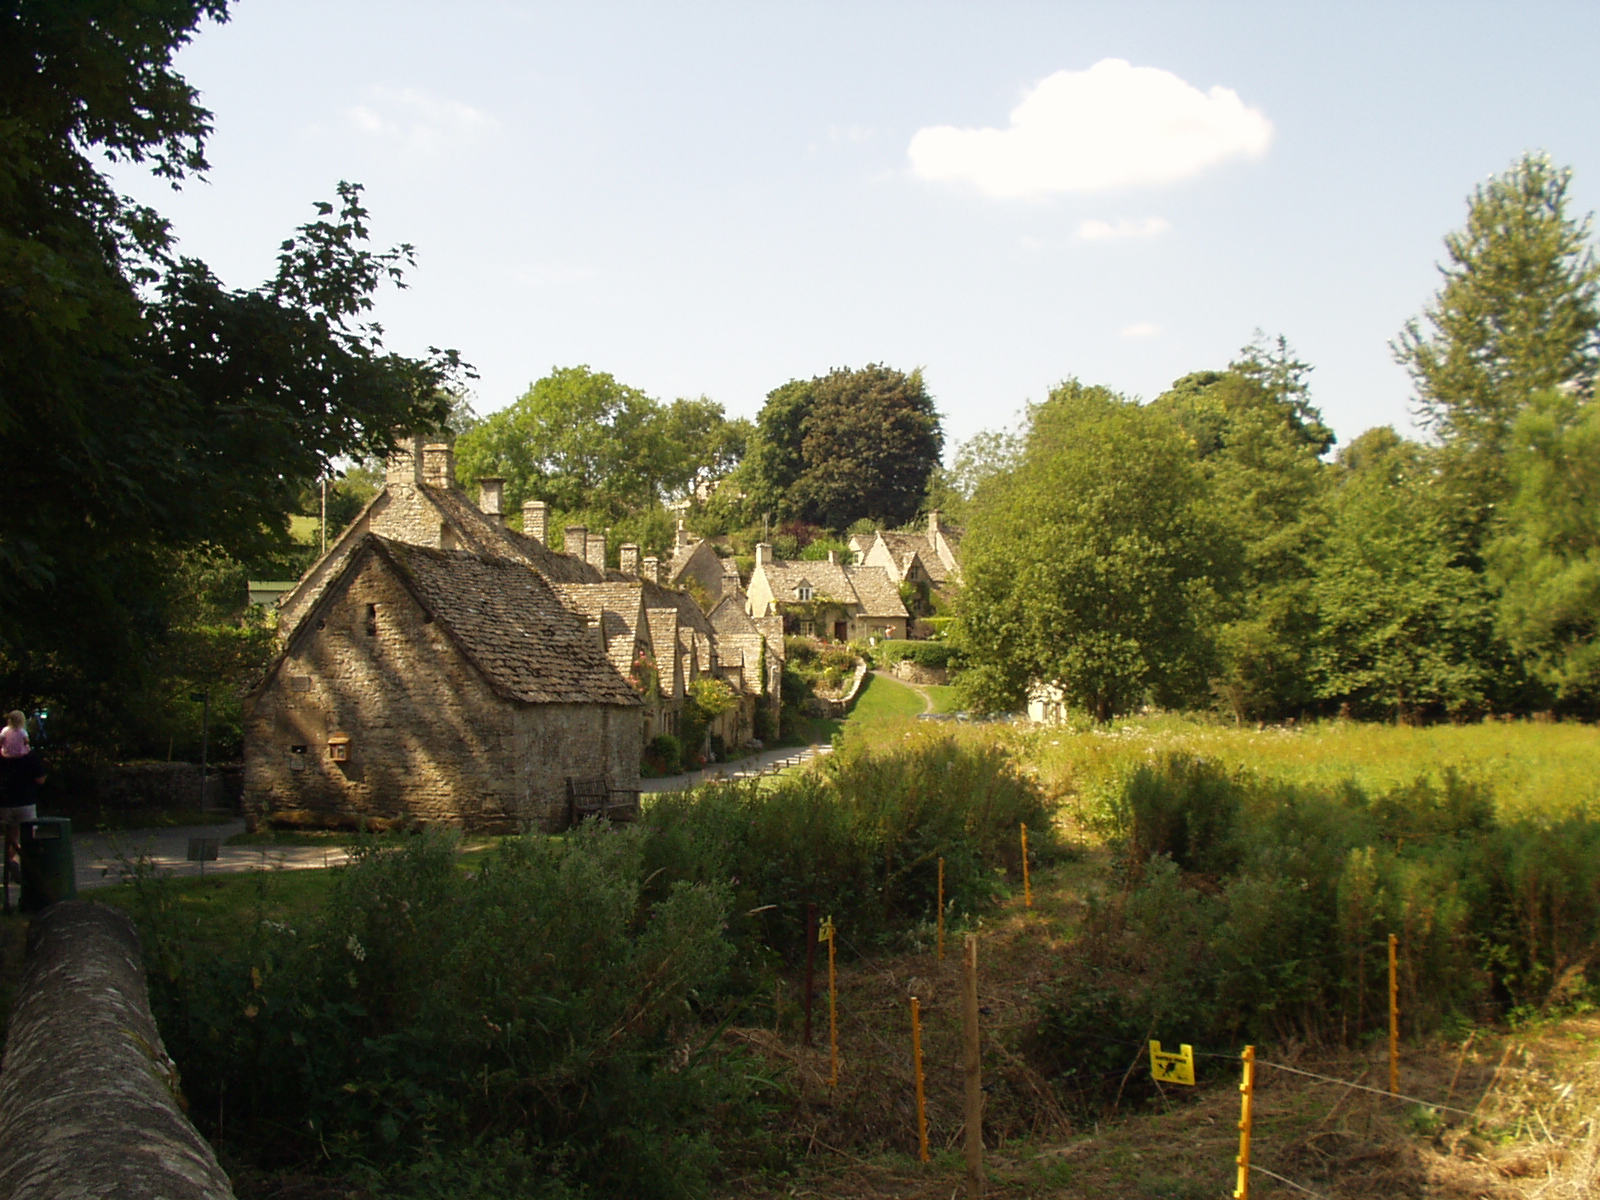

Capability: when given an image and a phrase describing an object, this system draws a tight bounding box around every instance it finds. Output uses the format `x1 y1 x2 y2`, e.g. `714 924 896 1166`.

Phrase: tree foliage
453 366 749 524
742 364 943 531
953 382 1225 722
1 0 465 746
1393 152 1600 524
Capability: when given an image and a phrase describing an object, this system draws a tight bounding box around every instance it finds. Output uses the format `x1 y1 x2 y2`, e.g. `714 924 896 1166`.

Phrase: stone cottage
242 534 642 833
744 543 908 641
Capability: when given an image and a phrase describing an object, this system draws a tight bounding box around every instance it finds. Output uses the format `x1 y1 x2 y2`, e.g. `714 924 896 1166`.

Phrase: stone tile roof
374 537 639 706
877 532 949 583
551 582 648 677
425 486 602 584
844 564 910 618
759 558 908 618
645 607 681 698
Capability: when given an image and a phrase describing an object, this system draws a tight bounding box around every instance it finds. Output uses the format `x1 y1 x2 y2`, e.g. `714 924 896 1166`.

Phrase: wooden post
962 934 984 1199
1233 1044 1255 1200
1388 933 1399 1094
1020 823 1031 908
826 917 839 1087
804 903 817 1046
937 857 946 961
911 996 929 1162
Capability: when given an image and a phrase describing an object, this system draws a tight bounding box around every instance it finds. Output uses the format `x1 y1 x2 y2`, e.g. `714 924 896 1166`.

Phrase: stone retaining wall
97 762 241 810
0 902 235 1199
891 659 949 686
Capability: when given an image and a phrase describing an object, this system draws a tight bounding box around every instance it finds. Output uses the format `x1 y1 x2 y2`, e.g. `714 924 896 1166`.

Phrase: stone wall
244 554 639 832
891 659 949 686
0 903 235 1199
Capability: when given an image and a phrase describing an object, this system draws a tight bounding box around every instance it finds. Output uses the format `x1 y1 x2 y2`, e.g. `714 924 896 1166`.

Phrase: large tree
453 367 748 523
743 364 943 531
1392 153 1600 527
1309 433 1503 721
1152 337 1332 721
1485 390 1600 710
1 0 463 738
953 381 1225 721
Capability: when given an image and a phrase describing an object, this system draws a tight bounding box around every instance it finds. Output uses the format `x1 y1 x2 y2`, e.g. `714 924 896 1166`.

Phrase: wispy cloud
346 87 493 154
908 59 1272 200
1120 322 1162 338
1077 216 1172 241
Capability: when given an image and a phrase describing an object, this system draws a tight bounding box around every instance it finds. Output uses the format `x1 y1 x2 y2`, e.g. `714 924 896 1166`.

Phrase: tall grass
1032 750 1600 1112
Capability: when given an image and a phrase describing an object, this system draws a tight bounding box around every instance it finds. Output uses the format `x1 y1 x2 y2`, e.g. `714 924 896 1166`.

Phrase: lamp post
189 691 210 817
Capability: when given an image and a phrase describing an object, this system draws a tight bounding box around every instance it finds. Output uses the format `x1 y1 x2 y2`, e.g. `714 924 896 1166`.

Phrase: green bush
1033 754 1600 1110
645 733 682 775
874 639 953 669
131 829 767 1198
639 733 1058 961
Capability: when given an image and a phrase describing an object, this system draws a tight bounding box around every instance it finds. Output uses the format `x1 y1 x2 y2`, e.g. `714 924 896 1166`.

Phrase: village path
641 742 835 792
72 820 355 892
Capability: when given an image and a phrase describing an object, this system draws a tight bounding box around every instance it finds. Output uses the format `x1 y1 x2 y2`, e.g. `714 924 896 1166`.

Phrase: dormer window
797 584 814 602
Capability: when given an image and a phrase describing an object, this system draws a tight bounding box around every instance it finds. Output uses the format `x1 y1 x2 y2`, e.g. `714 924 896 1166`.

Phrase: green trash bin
19 817 75 912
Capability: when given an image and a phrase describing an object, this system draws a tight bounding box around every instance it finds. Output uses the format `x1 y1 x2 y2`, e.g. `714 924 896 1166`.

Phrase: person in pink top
0 713 27 759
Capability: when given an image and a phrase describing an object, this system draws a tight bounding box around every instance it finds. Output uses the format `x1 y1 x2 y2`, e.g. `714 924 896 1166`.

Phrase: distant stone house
665 520 740 604
253 436 776 815
242 535 642 833
848 510 963 590
709 592 785 738
745 544 908 641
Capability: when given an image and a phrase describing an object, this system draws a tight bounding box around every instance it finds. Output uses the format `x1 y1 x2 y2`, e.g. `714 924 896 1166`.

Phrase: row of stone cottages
243 438 946 834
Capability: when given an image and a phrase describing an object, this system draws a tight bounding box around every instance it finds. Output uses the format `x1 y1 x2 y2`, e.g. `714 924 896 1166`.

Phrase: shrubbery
131 828 766 1199
874 639 953 670
1033 753 1600 1110
639 733 1057 961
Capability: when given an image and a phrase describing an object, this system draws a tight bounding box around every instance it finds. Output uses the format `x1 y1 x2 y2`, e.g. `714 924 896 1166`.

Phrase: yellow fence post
1234 1044 1255 1200
937 857 946 961
1020 823 1032 908
826 917 838 1088
1389 933 1400 1094
912 995 930 1162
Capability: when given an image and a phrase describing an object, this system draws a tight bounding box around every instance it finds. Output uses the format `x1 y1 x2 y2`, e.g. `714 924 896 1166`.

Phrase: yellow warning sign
1149 1040 1195 1086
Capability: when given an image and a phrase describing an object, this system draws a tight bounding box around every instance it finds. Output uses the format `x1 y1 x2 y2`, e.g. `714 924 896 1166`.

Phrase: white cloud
907 59 1272 199
346 87 493 154
1120 322 1162 338
1077 216 1172 241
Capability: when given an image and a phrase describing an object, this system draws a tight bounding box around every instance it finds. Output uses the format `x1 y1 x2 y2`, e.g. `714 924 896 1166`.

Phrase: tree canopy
953 382 1224 722
741 365 943 531
1 0 464 740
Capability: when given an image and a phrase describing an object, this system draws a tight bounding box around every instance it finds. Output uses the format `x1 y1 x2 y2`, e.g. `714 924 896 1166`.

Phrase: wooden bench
565 776 641 826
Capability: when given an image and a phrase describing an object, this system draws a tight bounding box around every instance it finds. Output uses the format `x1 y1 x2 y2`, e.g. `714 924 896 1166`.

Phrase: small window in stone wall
365 604 378 637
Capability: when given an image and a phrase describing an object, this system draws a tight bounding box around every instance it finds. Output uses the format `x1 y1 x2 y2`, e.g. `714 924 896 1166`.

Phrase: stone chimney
420 442 456 488
755 542 770 567
384 432 424 485
675 519 689 550
928 509 942 538
620 543 640 575
563 525 588 559
586 533 607 572
477 477 505 524
827 549 838 565
522 500 549 545
643 555 661 584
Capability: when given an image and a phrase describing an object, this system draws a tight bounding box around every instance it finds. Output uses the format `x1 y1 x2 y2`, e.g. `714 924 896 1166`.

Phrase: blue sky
110 1 1600 454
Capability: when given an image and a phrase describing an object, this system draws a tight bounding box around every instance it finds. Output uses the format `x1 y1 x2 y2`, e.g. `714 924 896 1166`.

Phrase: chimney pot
620 543 641 575
522 500 549 545
643 555 661 584
421 442 456 488
675 519 689 550
827 549 838 565
477 477 505 523
586 533 607 572
384 432 424 486
563 525 588 559
755 542 770 567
